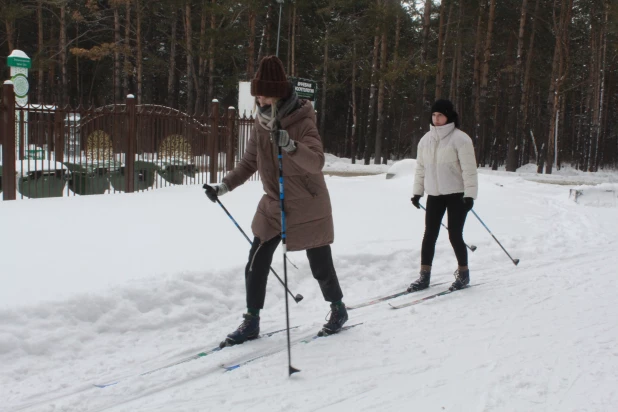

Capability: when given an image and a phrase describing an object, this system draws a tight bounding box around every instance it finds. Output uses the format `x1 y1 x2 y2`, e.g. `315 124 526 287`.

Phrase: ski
221 323 363 371
389 284 482 309
93 326 299 388
346 281 449 310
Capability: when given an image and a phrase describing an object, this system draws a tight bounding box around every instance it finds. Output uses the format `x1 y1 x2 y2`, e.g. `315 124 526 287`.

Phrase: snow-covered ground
1 156 617 412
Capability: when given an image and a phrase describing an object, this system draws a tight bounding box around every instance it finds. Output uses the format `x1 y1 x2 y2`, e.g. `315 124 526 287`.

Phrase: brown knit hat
251 55 291 98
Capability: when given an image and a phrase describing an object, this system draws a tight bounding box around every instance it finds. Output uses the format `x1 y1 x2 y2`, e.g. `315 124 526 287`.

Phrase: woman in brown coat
205 56 348 346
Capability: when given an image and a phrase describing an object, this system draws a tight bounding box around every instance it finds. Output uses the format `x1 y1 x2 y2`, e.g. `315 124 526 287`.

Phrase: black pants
245 236 344 310
421 193 470 267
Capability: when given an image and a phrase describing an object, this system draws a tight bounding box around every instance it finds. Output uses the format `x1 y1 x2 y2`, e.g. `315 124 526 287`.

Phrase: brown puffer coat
222 100 334 251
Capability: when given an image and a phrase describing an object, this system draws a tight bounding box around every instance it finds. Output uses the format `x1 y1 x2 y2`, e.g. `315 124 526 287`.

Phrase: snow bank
385 159 417 179
569 183 617 207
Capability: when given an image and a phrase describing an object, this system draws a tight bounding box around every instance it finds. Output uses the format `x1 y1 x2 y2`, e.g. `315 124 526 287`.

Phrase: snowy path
1 164 617 412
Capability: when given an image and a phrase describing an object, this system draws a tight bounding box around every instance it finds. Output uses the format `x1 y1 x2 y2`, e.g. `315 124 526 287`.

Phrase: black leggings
421 193 470 267
245 236 344 309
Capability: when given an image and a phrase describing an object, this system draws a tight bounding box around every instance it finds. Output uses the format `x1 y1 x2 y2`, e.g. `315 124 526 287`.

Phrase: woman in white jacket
409 99 478 292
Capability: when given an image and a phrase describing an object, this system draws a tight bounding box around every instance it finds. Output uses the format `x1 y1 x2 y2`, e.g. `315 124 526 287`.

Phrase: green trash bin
64 162 117 195
109 160 158 192
157 161 196 185
18 169 68 198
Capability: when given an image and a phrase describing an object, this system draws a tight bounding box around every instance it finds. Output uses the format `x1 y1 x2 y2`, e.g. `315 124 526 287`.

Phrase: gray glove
203 183 228 202
274 130 297 153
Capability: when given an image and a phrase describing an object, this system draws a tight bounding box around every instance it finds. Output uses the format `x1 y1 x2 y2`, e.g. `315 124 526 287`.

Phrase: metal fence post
2 81 17 201
126 94 136 193
227 106 236 172
54 109 65 163
209 99 219 183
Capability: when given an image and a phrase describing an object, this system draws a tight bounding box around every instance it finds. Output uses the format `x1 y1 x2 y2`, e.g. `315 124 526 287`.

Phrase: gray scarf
256 91 300 132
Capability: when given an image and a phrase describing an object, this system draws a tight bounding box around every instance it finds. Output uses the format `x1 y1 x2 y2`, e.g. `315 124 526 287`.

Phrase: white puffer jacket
413 122 478 199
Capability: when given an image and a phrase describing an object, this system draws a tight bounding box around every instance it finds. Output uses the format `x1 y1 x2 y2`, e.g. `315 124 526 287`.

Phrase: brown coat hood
222 100 334 251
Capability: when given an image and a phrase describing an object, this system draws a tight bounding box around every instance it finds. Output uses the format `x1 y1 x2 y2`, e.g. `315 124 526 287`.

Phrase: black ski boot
449 269 470 291
407 269 431 292
220 313 260 348
319 303 348 336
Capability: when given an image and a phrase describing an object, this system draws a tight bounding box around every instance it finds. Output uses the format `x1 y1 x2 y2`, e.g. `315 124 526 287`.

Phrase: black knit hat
431 99 459 127
251 55 291 98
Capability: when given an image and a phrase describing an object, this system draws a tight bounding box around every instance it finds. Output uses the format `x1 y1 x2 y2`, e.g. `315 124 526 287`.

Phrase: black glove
462 197 474 211
411 195 421 209
273 130 296 152
203 183 228 203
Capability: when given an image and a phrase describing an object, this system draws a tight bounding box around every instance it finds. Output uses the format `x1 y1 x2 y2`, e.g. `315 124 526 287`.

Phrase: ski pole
203 186 304 303
470 209 520 266
419 204 477 252
277 141 300 377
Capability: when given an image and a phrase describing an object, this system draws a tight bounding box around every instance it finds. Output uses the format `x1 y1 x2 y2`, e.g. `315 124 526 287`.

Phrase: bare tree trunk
521 0 539 165
364 0 381 165
478 0 496 166
450 0 463 109
185 1 195 114
196 2 207 114
357 87 365 160
76 25 81 105
123 1 132 97
589 16 601 171
48 24 56 103
472 1 485 157
375 31 387 164
136 0 143 104
545 0 574 174
207 0 215 113
435 0 452 99
351 41 358 164
60 3 67 105
247 8 256 79
507 0 529 172
390 2 401 160
5 18 15 52
585 68 594 170
593 1 609 170
291 5 297 76
320 27 329 141
420 0 432 108
394 4 401 65
37 0 44 104
167 10 178 108
114 6 122 103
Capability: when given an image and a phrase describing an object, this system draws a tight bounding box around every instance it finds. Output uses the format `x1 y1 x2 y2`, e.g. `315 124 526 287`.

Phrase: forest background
1 0 616 172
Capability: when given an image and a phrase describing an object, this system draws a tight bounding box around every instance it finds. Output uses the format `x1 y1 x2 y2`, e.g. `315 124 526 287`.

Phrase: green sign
7 56 31 69
290 77 317 101
25 149 44 160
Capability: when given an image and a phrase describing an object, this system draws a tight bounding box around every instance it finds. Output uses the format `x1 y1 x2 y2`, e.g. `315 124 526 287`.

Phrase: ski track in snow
1 164 618 412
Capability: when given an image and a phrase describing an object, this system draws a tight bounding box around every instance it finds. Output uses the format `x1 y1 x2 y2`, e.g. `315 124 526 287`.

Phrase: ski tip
220 364 239 372
93 382 117 389
289 366 301 376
